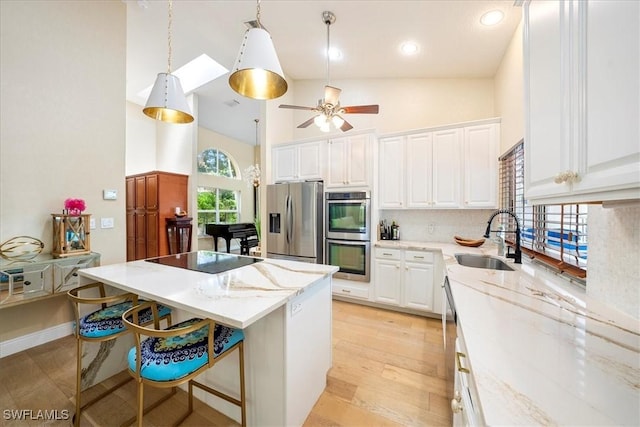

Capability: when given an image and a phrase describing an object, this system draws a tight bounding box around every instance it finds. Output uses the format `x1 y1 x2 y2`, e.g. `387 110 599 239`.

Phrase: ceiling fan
279 11 379 133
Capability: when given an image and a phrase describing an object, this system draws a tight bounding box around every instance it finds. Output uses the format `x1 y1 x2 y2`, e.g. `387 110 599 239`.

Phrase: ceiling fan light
314 114 327 127
320 122 331 133
331 115 345 128
229 27 288 100
143 72 194 123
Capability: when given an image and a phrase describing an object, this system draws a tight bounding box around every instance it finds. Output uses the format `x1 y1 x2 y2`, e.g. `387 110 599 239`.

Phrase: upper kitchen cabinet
272 140 324 183
524 0 640 204
379 119 499 209
463 123 500 208
326 133 374 188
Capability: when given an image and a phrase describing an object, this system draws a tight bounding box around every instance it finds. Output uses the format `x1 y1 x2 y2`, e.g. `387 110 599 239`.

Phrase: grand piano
205 223 259 255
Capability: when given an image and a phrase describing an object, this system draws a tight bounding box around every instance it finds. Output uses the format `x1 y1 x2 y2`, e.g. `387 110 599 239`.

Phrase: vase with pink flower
64 198 86 216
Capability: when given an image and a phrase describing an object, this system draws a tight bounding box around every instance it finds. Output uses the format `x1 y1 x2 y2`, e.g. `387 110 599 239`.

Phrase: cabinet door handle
341 289 351 293
456 351 470 374
554 170 580 184
413 255 424 259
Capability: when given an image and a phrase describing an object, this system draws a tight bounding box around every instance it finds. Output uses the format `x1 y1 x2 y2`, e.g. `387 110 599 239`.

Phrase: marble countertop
78 253 338 329
377 240 640 426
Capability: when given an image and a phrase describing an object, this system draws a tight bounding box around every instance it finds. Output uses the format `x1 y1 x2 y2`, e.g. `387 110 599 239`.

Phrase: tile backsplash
587 205 640 320
379 209 495 243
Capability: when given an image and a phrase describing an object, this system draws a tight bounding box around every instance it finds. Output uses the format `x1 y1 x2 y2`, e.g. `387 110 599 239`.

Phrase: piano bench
240 238 259 256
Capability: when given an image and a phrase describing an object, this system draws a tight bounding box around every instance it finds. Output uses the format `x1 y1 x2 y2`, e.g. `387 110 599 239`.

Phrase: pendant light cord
167 0 173 73
255 0 262 28
325 17 331 86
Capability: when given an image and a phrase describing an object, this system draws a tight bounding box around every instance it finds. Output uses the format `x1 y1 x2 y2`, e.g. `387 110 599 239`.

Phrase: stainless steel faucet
483 209 522 264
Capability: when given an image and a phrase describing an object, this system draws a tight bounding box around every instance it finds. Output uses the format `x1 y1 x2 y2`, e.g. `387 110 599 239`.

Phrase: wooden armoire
126 171 188 261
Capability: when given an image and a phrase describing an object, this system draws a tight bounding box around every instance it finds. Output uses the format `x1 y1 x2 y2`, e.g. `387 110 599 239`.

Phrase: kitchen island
377 240 639 426
77 251 339 427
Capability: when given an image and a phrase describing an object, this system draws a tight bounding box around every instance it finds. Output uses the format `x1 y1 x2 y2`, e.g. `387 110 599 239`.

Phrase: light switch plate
103 189 117 200
100 218 114 229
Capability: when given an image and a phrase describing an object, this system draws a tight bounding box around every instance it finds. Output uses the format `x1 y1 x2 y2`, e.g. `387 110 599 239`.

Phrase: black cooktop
145 251 262 274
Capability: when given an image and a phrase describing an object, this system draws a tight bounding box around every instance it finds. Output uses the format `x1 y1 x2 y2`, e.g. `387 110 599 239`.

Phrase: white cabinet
431 129 463 208
524 0 640 204
326 133 373 188
379 119 498 209
373 247 438 313
373 248 402 305
272 140 324 183
379 136 405 208
463 123 499 208
380 131 458 209
403 250 435 311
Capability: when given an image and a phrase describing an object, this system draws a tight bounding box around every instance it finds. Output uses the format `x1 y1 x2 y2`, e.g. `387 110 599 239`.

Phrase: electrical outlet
100 217 114 229
291 302 302 316
428 223 435 234
90 218 96 229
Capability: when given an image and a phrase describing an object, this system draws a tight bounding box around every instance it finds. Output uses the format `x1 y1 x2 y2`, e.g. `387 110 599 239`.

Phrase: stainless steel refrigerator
266 181 323 263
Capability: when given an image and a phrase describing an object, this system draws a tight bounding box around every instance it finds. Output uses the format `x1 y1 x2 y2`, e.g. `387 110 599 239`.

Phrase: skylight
137 54 228 100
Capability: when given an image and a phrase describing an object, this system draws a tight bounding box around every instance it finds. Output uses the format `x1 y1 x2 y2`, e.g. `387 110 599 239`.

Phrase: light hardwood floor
0 300 451 426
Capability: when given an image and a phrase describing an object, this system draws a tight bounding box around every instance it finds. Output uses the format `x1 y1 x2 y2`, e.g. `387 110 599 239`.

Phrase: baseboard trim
0 321 73 358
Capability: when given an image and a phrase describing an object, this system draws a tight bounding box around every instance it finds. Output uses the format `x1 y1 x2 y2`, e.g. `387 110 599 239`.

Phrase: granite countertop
78 254 339 329
377 240 640 426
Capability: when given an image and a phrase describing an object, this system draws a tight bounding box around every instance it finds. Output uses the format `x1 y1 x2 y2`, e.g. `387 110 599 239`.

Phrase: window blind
498 140 588 278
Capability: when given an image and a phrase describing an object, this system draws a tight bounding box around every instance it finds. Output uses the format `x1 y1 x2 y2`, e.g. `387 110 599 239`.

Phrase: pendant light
143 0 194 124
229 0 287 100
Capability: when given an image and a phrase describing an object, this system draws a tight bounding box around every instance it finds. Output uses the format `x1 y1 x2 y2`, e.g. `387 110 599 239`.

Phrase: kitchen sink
454 253 515 271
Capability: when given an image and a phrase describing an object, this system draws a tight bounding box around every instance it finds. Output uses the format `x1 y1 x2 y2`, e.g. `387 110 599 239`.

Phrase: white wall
0 1 126 266
0 0 126 342
125 101 157 175
274 78 496 142
494 20 525 155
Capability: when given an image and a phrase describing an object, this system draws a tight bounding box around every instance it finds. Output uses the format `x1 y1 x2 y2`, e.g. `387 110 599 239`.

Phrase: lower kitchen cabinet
331 277 370 300
373 247 441 314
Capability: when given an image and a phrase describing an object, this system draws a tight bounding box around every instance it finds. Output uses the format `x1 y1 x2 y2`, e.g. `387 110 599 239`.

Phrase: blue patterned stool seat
127 319 244 382
79 301 171 339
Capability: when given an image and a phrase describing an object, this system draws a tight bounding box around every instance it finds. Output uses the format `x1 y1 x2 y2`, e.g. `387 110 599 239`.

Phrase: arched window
197 148 239 178
196 148 241 234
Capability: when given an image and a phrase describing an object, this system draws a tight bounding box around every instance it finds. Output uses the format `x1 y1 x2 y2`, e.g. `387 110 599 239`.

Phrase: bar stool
122 301 246 427
67 283 172 427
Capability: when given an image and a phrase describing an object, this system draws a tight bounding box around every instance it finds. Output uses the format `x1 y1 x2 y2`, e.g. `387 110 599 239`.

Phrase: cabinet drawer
405 250 434 263
375 248 402 260
332 283 369 299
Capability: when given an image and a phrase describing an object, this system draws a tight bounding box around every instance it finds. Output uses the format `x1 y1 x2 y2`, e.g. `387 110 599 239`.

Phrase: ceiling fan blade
340 119 354 132
297 117 316 129
324 85 342 106
341 105 380 114
279 104 317 111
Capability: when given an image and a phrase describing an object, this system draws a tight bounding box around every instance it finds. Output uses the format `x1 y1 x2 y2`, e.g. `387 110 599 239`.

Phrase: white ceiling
126 0 523 144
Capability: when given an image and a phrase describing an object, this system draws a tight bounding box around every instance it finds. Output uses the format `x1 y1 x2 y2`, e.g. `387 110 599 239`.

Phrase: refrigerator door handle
285 194 292 244
288 195 294 245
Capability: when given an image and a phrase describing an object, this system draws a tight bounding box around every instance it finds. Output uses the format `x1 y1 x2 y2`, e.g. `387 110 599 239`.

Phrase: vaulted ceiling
126 1 522 144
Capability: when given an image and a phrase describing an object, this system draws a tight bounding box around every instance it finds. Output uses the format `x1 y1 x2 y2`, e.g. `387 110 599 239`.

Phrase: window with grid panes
499 140 588 279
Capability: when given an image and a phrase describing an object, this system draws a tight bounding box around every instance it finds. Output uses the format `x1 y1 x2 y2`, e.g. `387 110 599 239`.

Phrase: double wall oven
325 191 371 282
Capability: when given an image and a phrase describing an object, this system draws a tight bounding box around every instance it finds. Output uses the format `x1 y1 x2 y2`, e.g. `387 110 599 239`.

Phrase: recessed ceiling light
480 10 504 26
400 41 419 56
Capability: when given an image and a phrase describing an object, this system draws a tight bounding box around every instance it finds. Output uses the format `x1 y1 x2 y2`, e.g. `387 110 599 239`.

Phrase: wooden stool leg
74 338 82 427
239 342 246 427
137 381 144 427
